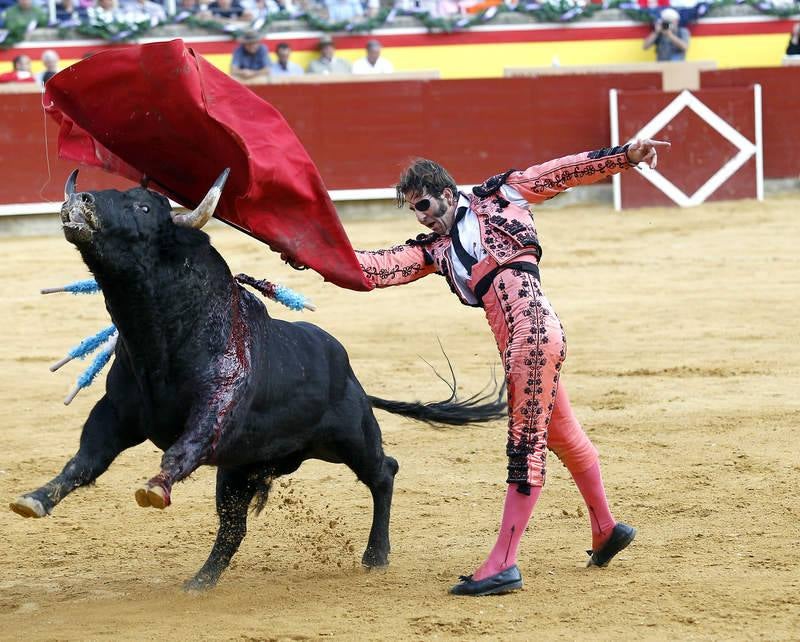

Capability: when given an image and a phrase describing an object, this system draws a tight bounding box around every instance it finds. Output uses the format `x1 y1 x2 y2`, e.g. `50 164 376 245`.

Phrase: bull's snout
61 189 99 243
61 192 96 225
68 192 95 211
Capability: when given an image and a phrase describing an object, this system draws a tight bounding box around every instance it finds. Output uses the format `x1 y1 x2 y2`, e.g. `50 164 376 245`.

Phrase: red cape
44 39 372 291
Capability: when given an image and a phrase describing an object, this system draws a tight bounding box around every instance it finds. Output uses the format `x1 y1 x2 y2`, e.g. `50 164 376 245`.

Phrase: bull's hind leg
184 465 264 591
360 453 399 568
330 402 399 569
10 395 143 518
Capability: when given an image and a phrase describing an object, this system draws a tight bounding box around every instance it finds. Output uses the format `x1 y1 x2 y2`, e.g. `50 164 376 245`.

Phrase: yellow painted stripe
43 33 787 80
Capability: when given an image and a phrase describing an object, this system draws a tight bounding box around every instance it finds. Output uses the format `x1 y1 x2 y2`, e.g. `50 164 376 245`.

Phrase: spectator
352 39 393 74
643 8 690 62
55 0 88 26
240 0 283 20
307 35 351 74
324 0 362 23
38 49 60 85
120 0 167 22
87 0 122 24
208 0 248 20
787 22 800 56
270 42 304 76
230 28 271 82
398 0 459 17
1 0 48 33
0 54 35 83
174 0 213 19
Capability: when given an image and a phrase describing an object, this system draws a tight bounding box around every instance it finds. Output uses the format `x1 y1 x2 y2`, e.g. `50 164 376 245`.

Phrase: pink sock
571 461 616 551
473 483 541 581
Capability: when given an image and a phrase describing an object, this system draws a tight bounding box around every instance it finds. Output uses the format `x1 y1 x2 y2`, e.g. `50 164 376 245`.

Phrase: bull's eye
136 203 150 214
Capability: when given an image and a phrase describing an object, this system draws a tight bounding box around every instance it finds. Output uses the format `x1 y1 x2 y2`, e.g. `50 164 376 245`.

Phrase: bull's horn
171 168 230 229
64 169 79 199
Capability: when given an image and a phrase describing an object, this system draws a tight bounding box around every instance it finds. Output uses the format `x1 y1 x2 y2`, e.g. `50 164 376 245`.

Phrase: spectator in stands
38 49 60 85
87 0 122 24
241 0 284 20
643 8 690 62
55 0 88 26
352 39 394 74
1 0 48 33
400 0 459 17
307 35 351 74
364 0 379 17
787 22 800 56
174 0 213 19
230 28 271 82
120 0 167 22
208 0 249 20
0 54 35 83
324 0 362 22
270 42 304 76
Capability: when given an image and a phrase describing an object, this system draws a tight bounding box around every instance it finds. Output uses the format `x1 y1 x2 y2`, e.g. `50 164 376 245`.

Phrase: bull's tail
368 353 507 427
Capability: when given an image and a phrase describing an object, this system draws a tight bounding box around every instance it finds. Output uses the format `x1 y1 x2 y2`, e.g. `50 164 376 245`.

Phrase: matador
354 140 669 596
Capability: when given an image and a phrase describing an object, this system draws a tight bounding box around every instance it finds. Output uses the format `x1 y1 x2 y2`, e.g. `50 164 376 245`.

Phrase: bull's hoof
134 487 151 507
146 486 169 509
134 485 170 509
9 496 47 518
361 548 389 569
183 574 218 592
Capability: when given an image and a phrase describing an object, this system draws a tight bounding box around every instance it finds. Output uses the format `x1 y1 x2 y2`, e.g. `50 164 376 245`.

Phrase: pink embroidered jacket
356 147 633 307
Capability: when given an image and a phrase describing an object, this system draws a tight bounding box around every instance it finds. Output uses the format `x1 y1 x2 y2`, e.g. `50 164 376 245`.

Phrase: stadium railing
504 60 718 92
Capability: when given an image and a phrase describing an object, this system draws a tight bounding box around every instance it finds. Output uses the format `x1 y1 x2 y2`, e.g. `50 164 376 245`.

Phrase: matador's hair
395 159 458 209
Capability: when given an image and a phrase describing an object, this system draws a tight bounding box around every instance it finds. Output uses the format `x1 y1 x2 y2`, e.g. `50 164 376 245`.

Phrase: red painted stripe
691 19 795 36
1 18 794 60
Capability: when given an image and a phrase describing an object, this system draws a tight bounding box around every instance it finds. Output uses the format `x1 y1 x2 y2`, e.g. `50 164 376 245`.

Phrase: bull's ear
64 169 79 199
171 168 230 229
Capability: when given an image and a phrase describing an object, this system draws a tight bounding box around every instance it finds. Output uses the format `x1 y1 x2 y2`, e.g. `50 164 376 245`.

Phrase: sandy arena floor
0 196 798 641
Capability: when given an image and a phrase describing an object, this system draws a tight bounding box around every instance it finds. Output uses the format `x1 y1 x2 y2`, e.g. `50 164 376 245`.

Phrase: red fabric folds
44 39 372 291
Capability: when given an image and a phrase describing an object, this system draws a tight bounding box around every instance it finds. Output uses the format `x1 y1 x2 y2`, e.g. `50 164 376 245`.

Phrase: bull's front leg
184 465 265 591
135 370 249 510
134 402 236 510
10 395 143 518
136 305 252 510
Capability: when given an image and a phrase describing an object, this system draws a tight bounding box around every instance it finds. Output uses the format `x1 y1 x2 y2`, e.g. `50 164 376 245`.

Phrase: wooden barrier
1 67 797 210
0 82 39 94
612 86 761 209
505 61 717 91
265 70 441 84
0 73 661 206
701 67 800 178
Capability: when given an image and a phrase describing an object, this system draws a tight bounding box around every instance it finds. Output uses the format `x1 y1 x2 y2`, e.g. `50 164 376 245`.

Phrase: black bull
10 172 505 590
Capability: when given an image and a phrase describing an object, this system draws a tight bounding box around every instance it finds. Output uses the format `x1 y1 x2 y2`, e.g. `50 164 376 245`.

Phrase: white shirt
352 56 394 75
448 185 528 305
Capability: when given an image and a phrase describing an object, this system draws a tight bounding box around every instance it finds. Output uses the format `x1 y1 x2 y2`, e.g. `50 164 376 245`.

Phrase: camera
661 21 670 30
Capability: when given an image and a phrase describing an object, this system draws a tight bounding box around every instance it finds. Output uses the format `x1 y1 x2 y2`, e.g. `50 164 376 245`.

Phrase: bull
9 171 504 590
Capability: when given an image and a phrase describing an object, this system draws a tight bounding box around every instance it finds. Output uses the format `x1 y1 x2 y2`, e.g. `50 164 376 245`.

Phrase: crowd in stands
0 47 59 83
1 0 799 85
229 31 393 79
0 0 526 35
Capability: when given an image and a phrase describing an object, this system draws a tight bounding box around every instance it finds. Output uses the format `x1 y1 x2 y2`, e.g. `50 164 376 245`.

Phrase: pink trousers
482 268 598 487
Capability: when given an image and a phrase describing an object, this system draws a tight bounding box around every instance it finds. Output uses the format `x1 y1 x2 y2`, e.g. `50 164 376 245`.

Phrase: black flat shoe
449 565 523 596
586 522 636 567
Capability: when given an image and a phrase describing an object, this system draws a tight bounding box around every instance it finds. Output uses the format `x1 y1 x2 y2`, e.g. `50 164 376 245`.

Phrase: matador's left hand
626 139 671 169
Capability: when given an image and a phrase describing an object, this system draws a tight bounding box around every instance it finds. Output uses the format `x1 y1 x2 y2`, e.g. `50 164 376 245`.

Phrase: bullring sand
0 196 798 640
